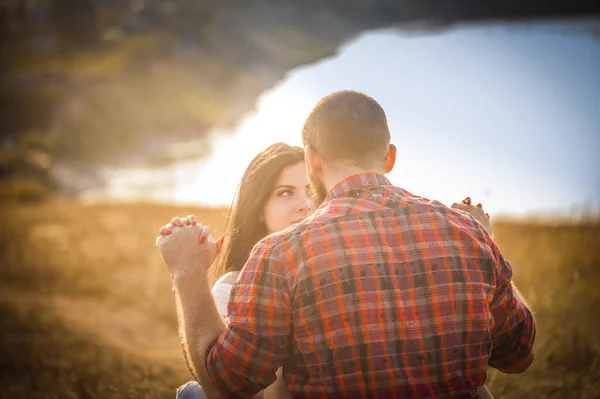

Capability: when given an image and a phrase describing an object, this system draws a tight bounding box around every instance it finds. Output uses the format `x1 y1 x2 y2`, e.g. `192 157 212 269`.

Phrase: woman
208 143 312 320
161 143 494 399
169 142 310 399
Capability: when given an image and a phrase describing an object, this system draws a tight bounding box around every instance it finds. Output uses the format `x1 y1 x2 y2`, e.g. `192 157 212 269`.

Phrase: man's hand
451 196 493 235
155 215 228 399
155 215 221 281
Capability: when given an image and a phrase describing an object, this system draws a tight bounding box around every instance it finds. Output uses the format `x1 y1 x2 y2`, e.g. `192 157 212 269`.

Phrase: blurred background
0 1 599 398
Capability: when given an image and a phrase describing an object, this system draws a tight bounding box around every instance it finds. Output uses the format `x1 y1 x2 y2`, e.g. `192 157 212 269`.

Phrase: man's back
279 174 533 398
212 173 535 399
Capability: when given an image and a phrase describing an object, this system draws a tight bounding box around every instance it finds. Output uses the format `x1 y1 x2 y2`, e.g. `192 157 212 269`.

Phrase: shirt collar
325 172 392 202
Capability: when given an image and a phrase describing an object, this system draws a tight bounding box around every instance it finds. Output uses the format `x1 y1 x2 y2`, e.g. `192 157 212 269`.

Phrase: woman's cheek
265 199 288 232
278 199 293 221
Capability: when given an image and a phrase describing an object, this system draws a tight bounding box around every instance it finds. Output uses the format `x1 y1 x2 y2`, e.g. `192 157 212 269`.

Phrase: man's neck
323 165 385 192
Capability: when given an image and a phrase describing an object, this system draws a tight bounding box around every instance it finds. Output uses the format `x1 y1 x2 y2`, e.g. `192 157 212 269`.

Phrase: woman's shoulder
211 271 240 317
213 271 240 287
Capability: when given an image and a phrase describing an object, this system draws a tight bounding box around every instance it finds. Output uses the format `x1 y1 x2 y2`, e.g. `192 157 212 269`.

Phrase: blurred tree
48 0 100 50
0 0 597 202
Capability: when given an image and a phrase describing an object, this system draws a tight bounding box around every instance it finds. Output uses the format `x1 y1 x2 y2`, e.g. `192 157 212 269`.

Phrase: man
157 90 536 398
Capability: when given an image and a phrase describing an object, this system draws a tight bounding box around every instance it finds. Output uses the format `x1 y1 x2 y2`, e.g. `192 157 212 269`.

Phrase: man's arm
487 238 536 374
491 281 535 374
450 201 535 372
204 240 292 398
177 273 270 399
174 271 227 398
156 223 228 399
158 224 291 398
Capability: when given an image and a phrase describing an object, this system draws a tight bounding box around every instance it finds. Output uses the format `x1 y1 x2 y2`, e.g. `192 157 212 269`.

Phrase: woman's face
263 162 312 234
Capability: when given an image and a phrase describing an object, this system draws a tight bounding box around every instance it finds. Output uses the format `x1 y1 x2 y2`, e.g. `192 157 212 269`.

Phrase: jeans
176 381 207 399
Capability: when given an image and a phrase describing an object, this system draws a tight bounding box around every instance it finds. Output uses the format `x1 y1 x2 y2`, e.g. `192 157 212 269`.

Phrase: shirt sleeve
487 237 536 369
205 239 292 399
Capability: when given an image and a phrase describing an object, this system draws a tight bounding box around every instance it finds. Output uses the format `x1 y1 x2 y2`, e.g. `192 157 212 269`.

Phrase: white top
211 281 233 316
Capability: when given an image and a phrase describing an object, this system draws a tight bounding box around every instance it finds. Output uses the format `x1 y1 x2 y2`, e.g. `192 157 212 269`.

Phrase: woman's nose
298 194 312 214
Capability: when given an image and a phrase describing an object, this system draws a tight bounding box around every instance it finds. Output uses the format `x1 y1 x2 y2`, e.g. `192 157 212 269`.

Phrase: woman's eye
278 190 294 197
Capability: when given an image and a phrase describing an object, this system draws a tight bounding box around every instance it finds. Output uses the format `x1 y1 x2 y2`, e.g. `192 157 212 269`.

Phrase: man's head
302 90 396 206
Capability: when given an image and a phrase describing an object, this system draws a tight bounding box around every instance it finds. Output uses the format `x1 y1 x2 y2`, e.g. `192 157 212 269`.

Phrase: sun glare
97 24 600 217
96 83 310 206
173 88 308 206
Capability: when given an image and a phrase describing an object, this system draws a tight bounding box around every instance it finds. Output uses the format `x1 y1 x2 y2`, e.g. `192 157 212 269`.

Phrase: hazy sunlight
99 22 600 218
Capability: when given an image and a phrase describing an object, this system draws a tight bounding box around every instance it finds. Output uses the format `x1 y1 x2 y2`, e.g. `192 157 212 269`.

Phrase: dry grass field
1 201 599 398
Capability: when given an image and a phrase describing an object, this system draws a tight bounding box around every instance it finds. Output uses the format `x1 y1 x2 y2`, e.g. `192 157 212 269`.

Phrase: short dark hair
302 90 390 167
212 143 304 280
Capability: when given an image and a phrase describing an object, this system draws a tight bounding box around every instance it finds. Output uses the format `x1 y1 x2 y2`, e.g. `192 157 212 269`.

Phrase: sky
102 19 600 217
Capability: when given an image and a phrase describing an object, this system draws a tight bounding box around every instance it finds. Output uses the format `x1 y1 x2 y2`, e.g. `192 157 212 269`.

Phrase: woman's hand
451 197 493 235
155 215 224 281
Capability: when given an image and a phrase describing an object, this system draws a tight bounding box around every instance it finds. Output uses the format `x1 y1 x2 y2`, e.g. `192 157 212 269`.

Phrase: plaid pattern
205 173 535 399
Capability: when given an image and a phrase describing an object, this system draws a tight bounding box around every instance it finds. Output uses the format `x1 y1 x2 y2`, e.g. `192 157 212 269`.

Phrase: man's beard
308 172 328 209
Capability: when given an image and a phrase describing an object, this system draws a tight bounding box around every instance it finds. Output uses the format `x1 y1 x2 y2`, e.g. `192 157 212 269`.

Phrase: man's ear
384 144 397 173
305 145 322 175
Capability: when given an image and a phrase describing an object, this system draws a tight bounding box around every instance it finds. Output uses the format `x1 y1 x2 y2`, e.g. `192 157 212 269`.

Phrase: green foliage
1 0 340 190
3 0 588 198
0 177 55 203
0 128 56 203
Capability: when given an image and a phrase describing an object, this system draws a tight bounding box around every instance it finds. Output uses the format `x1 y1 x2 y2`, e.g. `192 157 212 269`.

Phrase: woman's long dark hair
211 143 305 282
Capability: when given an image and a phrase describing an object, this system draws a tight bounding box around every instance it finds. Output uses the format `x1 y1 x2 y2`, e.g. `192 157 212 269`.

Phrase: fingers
157 216 213 248
452 203 475 214
451 203 469 212
159 225 173 235
181 215 197 226
156 217 210 250
456 197 490 217
160 215 199 235
170 217 184 227
452 202 488 218
215 235 225 257
199 225 211 244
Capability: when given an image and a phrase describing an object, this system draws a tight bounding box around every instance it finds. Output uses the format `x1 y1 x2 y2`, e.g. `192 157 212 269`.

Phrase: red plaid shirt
205 173 535 398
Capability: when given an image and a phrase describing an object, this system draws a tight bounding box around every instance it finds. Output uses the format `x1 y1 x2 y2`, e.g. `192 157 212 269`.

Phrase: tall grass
0 201 598 398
